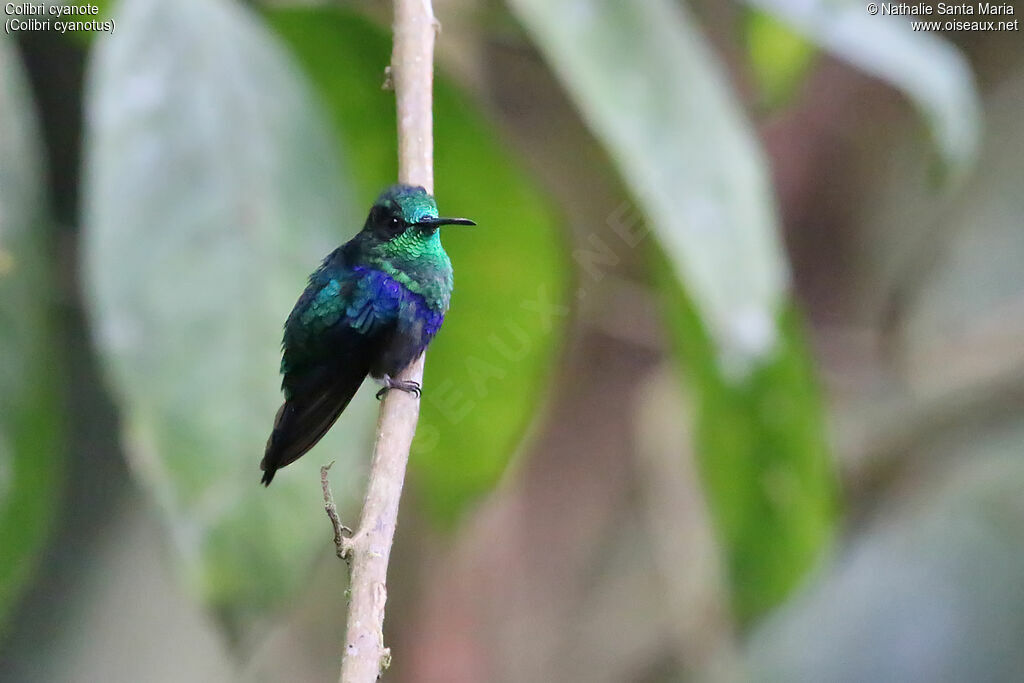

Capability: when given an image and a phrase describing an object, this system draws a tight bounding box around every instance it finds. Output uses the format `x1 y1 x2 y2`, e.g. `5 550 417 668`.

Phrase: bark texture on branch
334 1 437 681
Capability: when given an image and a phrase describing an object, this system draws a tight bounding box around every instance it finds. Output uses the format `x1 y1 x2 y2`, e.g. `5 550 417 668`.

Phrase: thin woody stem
333 0 438 681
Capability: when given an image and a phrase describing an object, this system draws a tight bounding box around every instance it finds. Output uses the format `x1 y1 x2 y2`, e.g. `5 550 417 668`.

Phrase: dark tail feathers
260 368 366 485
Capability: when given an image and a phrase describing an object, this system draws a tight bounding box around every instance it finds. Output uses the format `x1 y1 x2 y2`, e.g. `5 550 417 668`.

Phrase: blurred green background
0 0 1021 680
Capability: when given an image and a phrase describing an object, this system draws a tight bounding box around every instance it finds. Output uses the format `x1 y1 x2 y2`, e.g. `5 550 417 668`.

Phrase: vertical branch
393 0 436 192
335 1 437 682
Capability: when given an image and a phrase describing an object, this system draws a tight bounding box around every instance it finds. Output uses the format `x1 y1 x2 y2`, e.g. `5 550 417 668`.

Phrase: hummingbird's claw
376 375 422 400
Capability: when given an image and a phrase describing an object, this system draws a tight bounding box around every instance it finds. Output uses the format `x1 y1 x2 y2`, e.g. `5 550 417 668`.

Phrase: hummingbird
261 184 475 485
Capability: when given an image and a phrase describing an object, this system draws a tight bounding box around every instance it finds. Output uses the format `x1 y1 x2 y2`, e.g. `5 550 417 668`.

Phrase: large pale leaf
508 0 789 376
509 0 836 621
267 8 569 525
0 37 63 627
83 0 372 619
744 0 980 179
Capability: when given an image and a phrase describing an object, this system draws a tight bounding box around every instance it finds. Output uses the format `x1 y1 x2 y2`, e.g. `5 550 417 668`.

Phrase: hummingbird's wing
260 325 378 485
261 250 391 485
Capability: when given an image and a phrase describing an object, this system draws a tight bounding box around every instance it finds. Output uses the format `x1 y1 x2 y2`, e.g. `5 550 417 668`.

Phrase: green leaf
0 37 63 628
744 9 816 110
743 0 981 180
508 0 836 621
656 260 836 623
82 0 372 621
65 0 116 43
266 7 569 525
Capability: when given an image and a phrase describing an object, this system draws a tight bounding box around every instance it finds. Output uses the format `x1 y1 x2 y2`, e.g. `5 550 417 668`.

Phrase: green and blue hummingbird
261 184 475 485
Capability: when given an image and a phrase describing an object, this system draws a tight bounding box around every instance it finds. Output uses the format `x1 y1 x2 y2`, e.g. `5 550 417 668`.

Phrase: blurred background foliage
0 34 63 634
0 0 1020 680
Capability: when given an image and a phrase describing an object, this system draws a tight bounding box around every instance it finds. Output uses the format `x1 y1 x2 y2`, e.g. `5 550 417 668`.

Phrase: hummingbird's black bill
417 216 476 228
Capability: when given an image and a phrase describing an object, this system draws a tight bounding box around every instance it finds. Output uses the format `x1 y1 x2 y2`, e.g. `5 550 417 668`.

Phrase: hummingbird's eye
388 216 402 230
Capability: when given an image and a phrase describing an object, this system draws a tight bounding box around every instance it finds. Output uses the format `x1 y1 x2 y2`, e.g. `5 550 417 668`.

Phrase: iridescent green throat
369 229 453 311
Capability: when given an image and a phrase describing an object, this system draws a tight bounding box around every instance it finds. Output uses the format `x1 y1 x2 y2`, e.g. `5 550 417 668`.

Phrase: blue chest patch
348 267 444 341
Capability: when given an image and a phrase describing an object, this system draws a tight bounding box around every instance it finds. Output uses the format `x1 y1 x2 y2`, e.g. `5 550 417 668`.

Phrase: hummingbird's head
364 184 475 244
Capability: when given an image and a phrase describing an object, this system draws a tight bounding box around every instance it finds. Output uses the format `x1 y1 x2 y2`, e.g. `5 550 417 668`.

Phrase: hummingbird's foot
375 375 422 400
